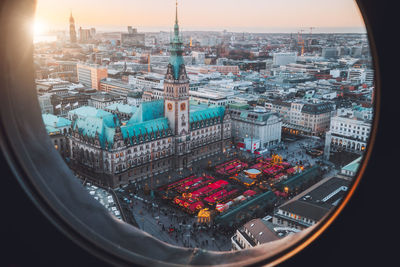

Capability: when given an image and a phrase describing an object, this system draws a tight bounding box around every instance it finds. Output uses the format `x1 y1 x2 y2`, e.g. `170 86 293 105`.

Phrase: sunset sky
34 0 366 33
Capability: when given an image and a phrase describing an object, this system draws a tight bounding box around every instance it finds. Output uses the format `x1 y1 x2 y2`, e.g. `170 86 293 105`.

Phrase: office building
324 106 372 159
230 105 282 149
77 63 108 90
100 78 134 97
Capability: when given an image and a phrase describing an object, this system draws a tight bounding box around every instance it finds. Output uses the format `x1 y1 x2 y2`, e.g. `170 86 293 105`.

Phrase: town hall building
68 7 232 188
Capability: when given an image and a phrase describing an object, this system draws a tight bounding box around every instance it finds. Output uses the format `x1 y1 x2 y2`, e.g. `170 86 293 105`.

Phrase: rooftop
90 92 123 101
101 78 133 89
105 103 138 115
69 106 113 119
342 156 362 173
189 102 225 124
242 218 280 244
279 200 330 222
73 116 116 149
127 100 164 125
42 114 72 129
279 177 350 220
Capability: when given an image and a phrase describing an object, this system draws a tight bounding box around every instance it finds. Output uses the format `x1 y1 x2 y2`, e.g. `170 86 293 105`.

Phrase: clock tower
164 1 191 170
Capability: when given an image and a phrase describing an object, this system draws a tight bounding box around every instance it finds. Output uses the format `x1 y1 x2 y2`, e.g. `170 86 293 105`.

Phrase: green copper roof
127 100 164 125
189 102 225 123
168 1 184 80
122 118 170 141
69 106 113 119
342 156 362 173
228 103 249 110
105 103 138 115
42 114 72 128
73 116 116 149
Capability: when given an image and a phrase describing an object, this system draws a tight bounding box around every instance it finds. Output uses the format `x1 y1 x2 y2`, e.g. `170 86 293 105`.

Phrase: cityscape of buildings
35 3 373 252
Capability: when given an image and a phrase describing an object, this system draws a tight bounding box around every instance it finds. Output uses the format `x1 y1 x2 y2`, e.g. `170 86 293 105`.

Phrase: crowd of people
116 186 233 250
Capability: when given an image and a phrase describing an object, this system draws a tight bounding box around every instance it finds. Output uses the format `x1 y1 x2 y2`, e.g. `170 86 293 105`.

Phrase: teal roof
73 116 116 149
342 157 362 173
105 103 138 115
45 125 60 134
122 118 170 142
71 106 120 149
72 101 172 149
69 106 112 119
353 105 372 112
42 114 72 128
189 102 225 124
127 100 164 125
228 103 249 110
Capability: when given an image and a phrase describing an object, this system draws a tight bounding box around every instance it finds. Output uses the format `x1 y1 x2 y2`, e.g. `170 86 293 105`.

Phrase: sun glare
33 20 46 35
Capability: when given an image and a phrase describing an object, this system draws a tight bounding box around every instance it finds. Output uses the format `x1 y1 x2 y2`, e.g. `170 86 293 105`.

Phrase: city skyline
34 0 366 34
33 0 374 255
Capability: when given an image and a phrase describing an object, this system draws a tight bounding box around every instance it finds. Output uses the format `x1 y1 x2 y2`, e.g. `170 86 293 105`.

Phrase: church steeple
69 12 74 23
69 11 77 44
175 0 178 26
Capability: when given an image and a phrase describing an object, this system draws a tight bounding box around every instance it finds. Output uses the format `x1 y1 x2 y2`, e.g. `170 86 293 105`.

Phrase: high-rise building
79 27 92 43
322 47 339 59
90 27 96 38
77 63 108 90
69 12 77 43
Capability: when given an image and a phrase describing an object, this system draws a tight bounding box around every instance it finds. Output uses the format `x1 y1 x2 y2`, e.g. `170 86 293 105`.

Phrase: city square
111 134 340 251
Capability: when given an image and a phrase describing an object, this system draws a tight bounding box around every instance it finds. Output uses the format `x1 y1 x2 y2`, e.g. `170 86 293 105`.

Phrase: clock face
167 103 173 111
180 102 186 111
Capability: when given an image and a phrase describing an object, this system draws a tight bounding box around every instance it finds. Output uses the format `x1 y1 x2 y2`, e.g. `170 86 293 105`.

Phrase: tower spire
69 10 74 23
175 0 178 25
167 0 185 80
69 9 77 43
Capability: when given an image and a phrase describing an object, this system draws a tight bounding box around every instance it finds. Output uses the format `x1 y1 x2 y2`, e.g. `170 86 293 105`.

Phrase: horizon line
39 26 367 34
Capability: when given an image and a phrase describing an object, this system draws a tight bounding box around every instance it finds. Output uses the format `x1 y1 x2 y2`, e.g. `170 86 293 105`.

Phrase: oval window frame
0 0 380 266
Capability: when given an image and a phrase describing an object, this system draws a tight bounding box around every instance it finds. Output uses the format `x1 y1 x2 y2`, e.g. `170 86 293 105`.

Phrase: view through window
33 0 374 253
